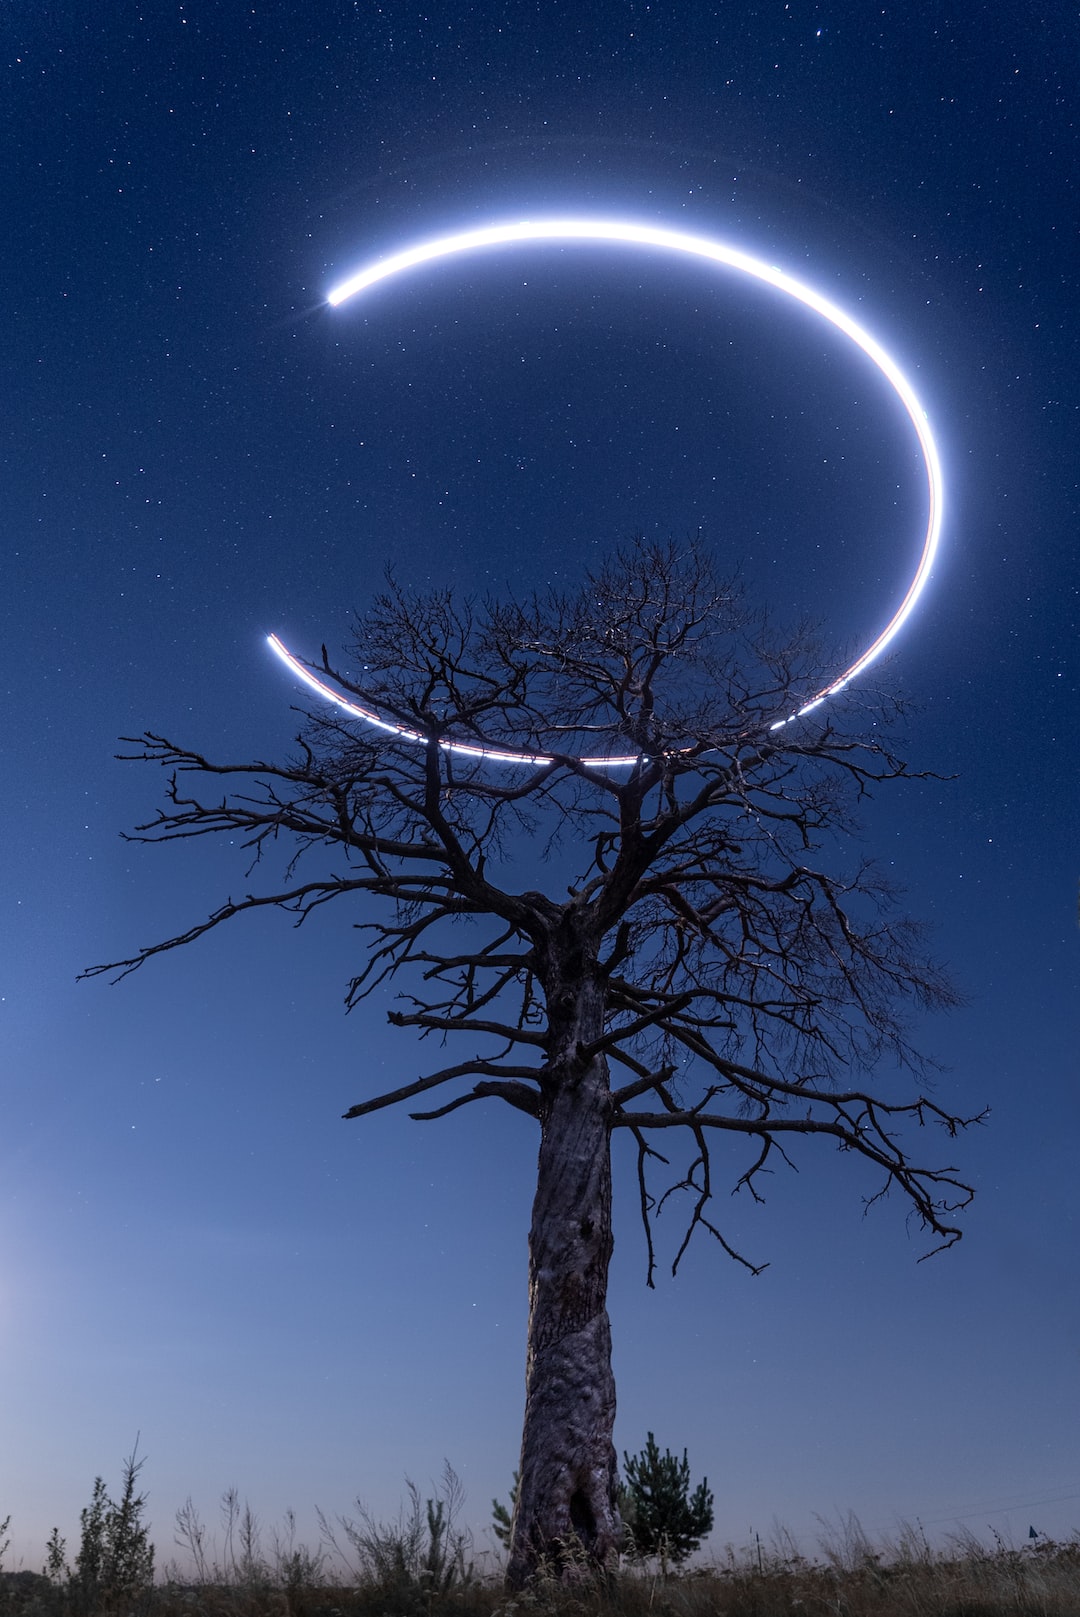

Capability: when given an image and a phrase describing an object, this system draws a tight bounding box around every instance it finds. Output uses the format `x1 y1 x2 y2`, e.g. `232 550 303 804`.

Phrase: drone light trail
273 217 945 764
266 634 555 766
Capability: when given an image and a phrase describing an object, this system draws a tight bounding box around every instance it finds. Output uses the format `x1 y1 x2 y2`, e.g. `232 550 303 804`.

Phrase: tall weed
319 1463 474 1608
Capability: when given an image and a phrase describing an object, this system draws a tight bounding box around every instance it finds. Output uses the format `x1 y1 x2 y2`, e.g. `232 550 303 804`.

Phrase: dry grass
4 1487 1079 1617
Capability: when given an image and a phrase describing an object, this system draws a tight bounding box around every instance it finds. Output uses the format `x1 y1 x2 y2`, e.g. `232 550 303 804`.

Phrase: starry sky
3 0 1079 1573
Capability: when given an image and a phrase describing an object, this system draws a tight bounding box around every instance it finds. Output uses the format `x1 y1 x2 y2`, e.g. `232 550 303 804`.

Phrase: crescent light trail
271 216 945 765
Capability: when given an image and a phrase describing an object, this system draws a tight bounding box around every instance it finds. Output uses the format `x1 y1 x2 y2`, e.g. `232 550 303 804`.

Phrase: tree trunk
506 972 620 1588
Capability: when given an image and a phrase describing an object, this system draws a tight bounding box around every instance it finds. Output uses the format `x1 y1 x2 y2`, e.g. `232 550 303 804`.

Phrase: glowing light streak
266 634 558 766
274 218 945 762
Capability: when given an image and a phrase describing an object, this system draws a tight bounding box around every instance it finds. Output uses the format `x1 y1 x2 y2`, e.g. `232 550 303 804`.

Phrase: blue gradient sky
3 0 1078 1572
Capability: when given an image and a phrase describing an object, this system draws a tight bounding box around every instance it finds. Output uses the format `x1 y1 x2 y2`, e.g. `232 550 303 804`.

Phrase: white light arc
272 217 944 764
266 633 553 767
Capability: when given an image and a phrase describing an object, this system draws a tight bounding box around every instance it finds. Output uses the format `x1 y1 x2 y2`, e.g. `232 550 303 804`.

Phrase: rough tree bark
508 937 621 1585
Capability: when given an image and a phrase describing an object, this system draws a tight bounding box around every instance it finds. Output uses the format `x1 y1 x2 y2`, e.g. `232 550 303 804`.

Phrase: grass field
4 1467 1079 1617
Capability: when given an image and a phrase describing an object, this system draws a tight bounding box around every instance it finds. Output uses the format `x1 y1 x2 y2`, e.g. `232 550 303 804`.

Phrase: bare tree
84 540 979 1588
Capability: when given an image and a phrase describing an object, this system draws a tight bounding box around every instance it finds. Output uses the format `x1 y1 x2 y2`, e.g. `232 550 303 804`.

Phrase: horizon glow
274 217 945 764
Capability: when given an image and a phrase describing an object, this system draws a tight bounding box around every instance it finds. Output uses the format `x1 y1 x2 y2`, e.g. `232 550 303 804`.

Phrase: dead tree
84 540 979 1588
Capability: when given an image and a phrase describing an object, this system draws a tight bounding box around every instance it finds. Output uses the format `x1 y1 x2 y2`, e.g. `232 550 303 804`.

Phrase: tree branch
343 1059 542 1121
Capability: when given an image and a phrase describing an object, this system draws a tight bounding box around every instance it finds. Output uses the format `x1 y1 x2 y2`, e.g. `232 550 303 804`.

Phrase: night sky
3 0 1078 1572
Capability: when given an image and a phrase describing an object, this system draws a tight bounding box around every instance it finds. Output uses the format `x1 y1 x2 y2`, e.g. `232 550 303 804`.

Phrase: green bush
619 1434 713 1572
72 1444 154 1614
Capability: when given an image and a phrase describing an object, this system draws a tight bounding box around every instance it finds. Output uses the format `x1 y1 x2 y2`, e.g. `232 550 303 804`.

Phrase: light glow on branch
274 217 945 761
